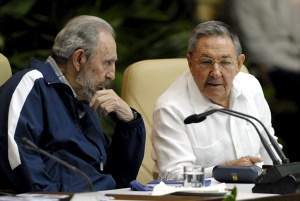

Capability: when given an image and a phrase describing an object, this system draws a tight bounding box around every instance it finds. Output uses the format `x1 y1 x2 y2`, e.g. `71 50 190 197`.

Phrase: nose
209 63 222 78
105 64 115 80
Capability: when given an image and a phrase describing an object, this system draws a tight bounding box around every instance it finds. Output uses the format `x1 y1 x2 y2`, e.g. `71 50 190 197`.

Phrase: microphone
22 137 94 192
185 108 288 164
184 108 300 194
184 114 208 124
185 108 281 165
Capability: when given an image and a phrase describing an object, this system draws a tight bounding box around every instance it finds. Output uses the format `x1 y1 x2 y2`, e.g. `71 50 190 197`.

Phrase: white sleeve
152 104 195 179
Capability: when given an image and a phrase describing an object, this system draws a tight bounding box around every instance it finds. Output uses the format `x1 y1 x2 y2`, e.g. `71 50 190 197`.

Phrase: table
70 183 300 201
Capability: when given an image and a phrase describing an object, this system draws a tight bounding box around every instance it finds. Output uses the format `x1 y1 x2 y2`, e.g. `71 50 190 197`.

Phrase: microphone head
184 114 207 124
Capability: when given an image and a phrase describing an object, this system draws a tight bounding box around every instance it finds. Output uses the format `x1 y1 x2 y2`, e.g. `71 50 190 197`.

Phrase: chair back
0 53 12 86
121 58 248 183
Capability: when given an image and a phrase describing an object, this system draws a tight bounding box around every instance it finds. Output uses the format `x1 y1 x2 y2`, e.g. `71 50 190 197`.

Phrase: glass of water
183 165 204 187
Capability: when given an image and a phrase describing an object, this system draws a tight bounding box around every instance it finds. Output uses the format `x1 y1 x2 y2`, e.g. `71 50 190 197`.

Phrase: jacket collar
30 57 77 97
46 56 77 97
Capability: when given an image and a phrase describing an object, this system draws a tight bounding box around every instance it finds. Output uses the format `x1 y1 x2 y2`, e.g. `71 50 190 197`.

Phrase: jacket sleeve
105 110 146 188
4 78 61 192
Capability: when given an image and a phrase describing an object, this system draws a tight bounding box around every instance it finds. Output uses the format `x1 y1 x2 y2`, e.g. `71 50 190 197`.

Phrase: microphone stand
219 109 289 164
22 137 94 192
216 109 281 165
185 109 280 164
184 108 300 194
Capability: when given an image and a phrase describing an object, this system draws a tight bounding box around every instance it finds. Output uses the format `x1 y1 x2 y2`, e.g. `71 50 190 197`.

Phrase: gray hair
52 15 115 64
187 21 242 55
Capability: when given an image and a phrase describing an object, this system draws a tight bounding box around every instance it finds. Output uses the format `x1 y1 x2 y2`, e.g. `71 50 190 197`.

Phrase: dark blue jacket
0 59 145 193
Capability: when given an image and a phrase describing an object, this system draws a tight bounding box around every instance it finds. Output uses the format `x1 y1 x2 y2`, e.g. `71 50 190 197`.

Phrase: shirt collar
47 56 77 98
230 72 245 106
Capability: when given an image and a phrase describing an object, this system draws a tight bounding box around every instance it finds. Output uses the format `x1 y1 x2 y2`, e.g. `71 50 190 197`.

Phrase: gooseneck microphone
222 109 289 164
184 108 300 194
184 108 288 164
185 108 280 165
22 137 94 192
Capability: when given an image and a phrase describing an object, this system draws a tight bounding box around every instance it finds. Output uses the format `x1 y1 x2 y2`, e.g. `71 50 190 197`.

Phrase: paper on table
152 181 227 196
17 193 69 199
0 195 60 201
71 192 113 201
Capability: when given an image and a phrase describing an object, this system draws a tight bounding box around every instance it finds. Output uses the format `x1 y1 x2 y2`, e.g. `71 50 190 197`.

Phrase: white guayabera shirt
152 71 281 178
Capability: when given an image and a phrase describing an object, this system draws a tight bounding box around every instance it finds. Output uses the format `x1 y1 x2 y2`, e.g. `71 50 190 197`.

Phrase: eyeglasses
191 57 237 70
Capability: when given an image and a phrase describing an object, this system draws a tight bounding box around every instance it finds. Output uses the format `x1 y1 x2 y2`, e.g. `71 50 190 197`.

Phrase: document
0 193 69 201
151 181 227 196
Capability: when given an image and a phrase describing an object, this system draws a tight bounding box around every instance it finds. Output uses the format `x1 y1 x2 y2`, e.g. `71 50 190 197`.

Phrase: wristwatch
132 110 139 120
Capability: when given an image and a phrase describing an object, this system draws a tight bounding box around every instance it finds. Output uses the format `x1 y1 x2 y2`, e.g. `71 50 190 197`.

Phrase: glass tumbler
183 165 204 187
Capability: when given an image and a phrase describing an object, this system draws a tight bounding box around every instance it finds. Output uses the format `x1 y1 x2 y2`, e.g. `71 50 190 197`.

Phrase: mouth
206 82 223 87
95 81 111 91
206 78 223 87
96 86 105 91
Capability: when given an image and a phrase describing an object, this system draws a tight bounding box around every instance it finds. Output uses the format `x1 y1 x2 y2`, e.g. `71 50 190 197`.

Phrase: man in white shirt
152 21 281 178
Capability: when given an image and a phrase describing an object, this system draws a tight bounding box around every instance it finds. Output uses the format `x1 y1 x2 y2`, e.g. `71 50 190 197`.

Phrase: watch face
133 110 138 120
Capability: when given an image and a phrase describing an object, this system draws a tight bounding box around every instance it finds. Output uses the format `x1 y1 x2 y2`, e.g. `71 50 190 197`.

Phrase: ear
71 49 87 72
236 54 245 73
186 52 193 70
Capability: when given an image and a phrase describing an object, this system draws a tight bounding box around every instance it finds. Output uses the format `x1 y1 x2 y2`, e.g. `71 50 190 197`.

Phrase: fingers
89 89 110 109
238 156 262 166
248 156 263 164
224 156 262 167
89 89 134 122
230 157 252 166
239 157 254 166
90 90 118 112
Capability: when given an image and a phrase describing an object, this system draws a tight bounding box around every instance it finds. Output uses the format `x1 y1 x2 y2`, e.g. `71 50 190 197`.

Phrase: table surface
70 183 300 201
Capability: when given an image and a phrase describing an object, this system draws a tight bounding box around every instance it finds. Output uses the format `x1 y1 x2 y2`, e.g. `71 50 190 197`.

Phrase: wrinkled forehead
91 31 117 58
192 36 237 58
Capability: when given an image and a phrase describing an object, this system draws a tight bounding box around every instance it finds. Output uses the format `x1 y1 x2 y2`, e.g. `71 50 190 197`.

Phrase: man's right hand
224 156 262 166
89 89 134 122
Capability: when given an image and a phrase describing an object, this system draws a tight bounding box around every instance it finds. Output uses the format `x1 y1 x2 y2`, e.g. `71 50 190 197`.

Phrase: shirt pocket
192 138 229 167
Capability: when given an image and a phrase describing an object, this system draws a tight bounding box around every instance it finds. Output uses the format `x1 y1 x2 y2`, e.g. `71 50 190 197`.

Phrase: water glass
183 165 204 187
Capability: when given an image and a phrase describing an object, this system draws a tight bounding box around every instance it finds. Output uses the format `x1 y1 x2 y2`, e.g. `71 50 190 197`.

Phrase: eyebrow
105 57 118 62
221 55 233 59
198 54 233 59
198 53 211 58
